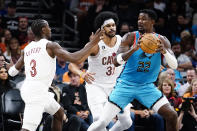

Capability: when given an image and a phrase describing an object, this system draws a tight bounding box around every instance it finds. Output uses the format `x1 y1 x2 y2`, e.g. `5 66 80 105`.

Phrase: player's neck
34 36 47 42
103 36 116 47
145 28 154 33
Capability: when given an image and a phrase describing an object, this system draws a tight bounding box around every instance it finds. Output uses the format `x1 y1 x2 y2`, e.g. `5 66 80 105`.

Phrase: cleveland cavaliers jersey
118 31 161 85
24 39 56 86
87 35 122 87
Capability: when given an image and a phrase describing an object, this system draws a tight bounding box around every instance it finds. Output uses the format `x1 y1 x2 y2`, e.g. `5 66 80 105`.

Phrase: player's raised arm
8 51 24 77
114 32 139 67
48 29 103 64
68 63 95 84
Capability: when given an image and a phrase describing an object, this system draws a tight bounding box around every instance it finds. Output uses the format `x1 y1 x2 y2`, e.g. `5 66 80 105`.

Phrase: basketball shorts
21 82 60 131
86 84 113 121
109 80 169 112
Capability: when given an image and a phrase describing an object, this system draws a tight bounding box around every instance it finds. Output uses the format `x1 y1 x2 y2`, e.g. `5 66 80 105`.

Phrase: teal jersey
118 31 161 85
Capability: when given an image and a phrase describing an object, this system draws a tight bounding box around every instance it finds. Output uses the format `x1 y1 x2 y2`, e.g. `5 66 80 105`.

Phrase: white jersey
87 35 122 88
23 39 56 87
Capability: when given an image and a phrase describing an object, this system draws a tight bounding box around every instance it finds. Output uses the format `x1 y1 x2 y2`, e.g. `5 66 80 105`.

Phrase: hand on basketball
133 42 140 51
156 36 166 54
81 72 95 84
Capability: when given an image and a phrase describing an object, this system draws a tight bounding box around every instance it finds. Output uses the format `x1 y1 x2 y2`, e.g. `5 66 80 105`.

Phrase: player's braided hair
140 9 157 21
31 19 48 37
94 11 119 30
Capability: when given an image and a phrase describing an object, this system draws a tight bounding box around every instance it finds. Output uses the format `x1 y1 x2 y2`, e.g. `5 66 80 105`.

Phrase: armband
163 50 178 69
8 66 19 77
117 53 126 65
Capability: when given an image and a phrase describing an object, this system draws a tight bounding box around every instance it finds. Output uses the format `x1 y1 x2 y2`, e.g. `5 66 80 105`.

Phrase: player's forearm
71 40 99 64
163 50 178 69
114 48 136 67
68 63 83 76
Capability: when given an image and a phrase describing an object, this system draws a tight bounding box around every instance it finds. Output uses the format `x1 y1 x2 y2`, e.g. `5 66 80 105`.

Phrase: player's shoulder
46 41 60 49
121 31 136 44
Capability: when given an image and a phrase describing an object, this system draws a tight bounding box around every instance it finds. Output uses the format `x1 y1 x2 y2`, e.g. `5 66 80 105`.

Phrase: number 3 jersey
87 35 122 88
24 38 56 87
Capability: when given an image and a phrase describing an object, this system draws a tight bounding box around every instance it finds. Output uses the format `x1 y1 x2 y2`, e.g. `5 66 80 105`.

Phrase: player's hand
156 36 166 54
81 72 95 84
89 28 104 44
132 41 140 51
89 32 94 41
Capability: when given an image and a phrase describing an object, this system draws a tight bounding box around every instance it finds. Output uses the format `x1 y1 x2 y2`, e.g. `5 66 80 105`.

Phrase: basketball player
88 9 178 131
4 19 103 131
69 11 132 131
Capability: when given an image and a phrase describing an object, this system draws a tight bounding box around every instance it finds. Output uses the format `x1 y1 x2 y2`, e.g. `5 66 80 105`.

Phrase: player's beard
105 32 115 38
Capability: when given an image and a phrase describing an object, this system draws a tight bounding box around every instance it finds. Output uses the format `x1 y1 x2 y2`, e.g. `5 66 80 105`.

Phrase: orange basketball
140 33 160 54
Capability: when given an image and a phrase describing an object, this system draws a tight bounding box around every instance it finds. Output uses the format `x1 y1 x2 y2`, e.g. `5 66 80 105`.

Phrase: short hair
94 11 119 30
140 9 157 21
31 19 48 37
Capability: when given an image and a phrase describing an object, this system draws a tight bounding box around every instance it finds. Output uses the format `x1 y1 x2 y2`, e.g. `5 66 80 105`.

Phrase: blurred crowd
0 0 197 131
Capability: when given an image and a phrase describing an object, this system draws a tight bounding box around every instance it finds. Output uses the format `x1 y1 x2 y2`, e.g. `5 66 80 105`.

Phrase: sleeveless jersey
118 31 161 85
87 35 122 87
24 39 56 87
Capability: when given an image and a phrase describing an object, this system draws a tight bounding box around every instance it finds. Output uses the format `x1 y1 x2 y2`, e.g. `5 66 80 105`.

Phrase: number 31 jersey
24 39 56 87
87 35 122 87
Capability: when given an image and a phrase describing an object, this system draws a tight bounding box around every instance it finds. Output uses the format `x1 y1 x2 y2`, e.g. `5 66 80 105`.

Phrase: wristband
117 53 126 65
8 66 19 77
163 51 178 69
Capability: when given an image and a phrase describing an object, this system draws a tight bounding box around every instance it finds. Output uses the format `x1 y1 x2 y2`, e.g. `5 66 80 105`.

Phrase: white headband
101 19 115 29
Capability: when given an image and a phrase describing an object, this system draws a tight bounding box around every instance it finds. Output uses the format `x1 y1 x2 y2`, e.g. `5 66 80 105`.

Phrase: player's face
138 13 153 33
44 23 51 39
103 22 116 38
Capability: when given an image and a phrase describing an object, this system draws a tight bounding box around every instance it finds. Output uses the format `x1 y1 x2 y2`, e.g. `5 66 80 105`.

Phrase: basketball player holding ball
88 9 178 131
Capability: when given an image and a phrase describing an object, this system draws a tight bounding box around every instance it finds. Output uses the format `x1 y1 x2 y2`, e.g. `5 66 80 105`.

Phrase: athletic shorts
86 84 113 107
109 80 169 112
21 82 60 131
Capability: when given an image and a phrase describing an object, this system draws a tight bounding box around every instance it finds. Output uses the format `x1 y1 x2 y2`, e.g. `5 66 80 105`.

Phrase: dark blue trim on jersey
108 97 123 111
150 94 164 109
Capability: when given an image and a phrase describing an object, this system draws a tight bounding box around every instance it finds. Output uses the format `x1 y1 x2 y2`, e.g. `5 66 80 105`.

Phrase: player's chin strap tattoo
8 65 19 77
163 50 178 69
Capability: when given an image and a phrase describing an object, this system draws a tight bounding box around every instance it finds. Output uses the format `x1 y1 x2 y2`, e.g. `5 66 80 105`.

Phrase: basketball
140 33 160 54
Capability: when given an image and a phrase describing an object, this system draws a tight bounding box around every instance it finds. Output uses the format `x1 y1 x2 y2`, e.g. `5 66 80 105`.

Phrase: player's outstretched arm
49 29 103 64
114 32 139 67
8 51 24 77
15 51 25 70
68 63 95 84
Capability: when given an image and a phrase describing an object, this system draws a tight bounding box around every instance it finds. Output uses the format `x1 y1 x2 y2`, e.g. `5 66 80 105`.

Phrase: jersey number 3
30 59 37 77
106 66 115 76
